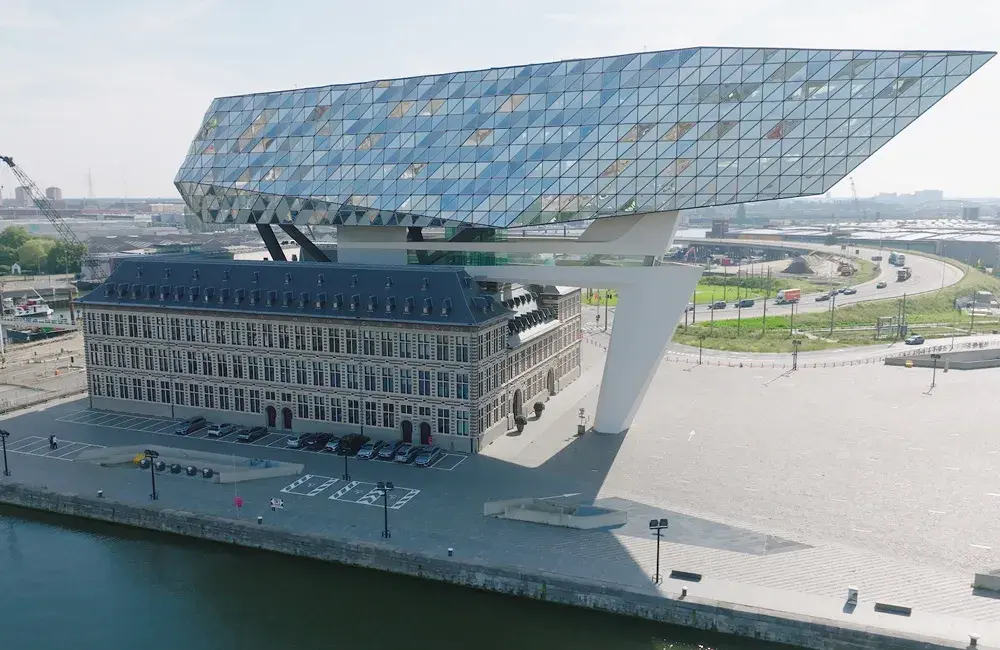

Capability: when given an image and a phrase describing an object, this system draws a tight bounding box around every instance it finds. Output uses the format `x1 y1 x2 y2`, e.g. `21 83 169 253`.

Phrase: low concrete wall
974 572 1000 592
485 498 627 529
0 482 966 650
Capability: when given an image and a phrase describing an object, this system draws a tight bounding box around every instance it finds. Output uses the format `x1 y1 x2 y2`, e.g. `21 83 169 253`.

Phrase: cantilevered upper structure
174 47 993 435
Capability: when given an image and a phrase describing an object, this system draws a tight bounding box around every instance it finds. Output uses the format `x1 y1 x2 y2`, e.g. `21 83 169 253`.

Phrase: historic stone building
78 258 580 452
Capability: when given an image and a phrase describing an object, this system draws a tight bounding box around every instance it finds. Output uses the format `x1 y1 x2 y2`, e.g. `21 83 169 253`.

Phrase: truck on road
897 266 912 282
774 288 801 304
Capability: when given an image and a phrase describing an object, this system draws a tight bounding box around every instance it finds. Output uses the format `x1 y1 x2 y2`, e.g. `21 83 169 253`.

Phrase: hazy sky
1 0 996 199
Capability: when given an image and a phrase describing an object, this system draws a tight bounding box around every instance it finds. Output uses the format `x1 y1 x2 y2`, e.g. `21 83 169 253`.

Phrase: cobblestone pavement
3 347 1000 643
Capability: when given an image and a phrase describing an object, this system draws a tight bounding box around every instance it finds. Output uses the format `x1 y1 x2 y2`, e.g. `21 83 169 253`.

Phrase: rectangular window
262 323 274 347
278 325 290 349
249 357 260 381
130 347 140 369
175 382 186 406
331 397 343 422
364 366 377 391
417 334 430 359
330 363 342 388
399 369 412 395
312 361 323 386
347 364 359 390
398 333 412 358
249 389 261 413
418 370 431 396
328 327 342 353
296 360 308 384
365 401 377 427
132 377 143 400
215 320 227 344
297 395 309 418
455 373 469 399
347 399 360 425
435 335 449 361
234 388 246 412
204 385 216 410
233 355 244 379
146 380 158 401
199 320 210 343
202 352 213 376
437 408 450 435
158 349 168 372
382 403 395 429
310 327 323 351
219 386 230 410
380 332 393 357
455 336 469 363
114 314 125 337
160 381 171 404
456 409 469 435
169 318 180 341
400 404 413 415
264 358 275 382
362 331 376 355
381 367 393 393
279 359 291 383
129 315 139 338
294 325 306 350
312 395 326 421
345 330 358 354
189 384 200 407
248 322 260 346
437 371 449 398
116 345 126 368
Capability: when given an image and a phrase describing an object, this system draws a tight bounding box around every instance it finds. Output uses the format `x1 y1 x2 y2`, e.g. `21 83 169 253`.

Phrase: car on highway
356 440 385 459
815 293 830 302
733 298 755 308
378 440 405 460
842 287 857 295
286 433 312 449
303 433 334 451
905 334 925 345
237 426 268 442
174 416 208 435
414 446 443 467
876 281 888 289
837 287 847 294
394 444 423 464
206 423 241 438
708 300 727 310
323 436 342 453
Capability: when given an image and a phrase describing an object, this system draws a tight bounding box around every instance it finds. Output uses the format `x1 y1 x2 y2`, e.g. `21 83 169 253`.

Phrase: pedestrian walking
48 434 58 450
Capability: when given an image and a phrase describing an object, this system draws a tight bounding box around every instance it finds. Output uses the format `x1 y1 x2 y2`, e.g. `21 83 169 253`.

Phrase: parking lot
54 409 468 471
4 435 105 461
280 474 420 509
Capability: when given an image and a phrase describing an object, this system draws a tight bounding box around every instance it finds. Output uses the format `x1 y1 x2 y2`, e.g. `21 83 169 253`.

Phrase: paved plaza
4 342 1000 644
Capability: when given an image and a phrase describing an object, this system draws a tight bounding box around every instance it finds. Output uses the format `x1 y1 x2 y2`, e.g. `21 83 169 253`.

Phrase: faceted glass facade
175 47 993 229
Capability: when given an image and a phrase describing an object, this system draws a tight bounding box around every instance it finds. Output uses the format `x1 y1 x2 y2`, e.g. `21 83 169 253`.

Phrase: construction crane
0 155 106 281
849 176 866 221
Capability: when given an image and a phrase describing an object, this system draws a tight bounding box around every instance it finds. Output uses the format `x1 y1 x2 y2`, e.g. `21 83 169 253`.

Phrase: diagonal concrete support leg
593 264 703 434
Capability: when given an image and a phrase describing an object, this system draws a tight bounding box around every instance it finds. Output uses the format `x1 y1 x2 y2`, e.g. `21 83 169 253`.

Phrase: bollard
97 490 103 498
448 547 453 557
681 588 688 598
970 634 979 647
257 516 263 525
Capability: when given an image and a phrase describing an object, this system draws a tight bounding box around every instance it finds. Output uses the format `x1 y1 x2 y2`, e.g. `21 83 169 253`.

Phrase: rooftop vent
219 288 230 303
282 291 293 307
317 273 324 286
332 293 343 310
349 294 360 312
385 296 396 313
136 265 143 278
315 292 327 309
421 277 429 291
422 297 433 315
159 285 170 300
385 276 393 288
367 295 378 313
351 274 358 287
204 287 215 302
299 292 309 308
440 298 452 316
266 290 277 306
175 285 186 301
285 272 292 284
252 271 260 283
192 269 200 281
189 286 200 302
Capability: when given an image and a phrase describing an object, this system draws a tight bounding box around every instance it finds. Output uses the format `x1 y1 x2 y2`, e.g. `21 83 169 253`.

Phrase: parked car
303 433 334 451
174 416 208 435
905 334 925 345
815 294 830 302
356 440 386 459
286 433 312 449
842 287 857 295
207 423 241 438
734 298 755 308
876 281 888 289
323 436 342 453
837 287 847 294
337 433 370 456
414 446 443 467
237 426 268 442
378 441 405 460
394 444 423 464
708 300 727 310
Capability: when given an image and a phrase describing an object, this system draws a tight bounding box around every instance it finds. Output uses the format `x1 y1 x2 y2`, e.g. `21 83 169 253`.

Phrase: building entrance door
546 368 556 396
401 420 413 443
419 422 431 445
512 389 523 417
266 405 276 428
281 407 293 430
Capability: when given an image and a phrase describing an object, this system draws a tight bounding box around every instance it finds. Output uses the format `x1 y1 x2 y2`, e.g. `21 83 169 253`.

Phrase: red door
281 407 293 430
266 406 277 428
401 420 413 443
419 422 431 445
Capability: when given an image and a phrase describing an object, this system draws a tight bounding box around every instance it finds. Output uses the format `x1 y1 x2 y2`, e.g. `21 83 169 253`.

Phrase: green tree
45 240 88 274
17 238 56 271
0 226 31 250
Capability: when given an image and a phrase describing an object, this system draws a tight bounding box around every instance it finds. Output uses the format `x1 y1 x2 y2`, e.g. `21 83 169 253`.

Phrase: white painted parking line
19 440 55 454
391 489 420 509
6 437 46 452
6 436 105 461
307 477 339 497
137 420 170 431
86 413 121 425
265 435 294 448
256 433 285 447
357 488 385 506
430 453 467 471
50 442 85 458
280 474 315 494
329 481 360 500
151 421 180 433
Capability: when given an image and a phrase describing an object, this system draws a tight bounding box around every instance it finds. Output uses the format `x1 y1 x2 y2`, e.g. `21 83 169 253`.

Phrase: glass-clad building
176 47 993 230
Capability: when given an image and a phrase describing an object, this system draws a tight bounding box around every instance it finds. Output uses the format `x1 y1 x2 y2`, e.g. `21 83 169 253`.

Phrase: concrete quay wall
0 482 971 650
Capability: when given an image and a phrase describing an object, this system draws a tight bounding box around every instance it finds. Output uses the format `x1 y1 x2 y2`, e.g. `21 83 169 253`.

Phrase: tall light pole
0 429 10 477
649 518 669 584
792 339 801 371
930 353 941 389
603 290 609 332
829 291 837 335
378 481 395 538
144 449 159 500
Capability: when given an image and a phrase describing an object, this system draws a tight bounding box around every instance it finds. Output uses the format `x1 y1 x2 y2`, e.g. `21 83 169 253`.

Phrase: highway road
685 245 963 322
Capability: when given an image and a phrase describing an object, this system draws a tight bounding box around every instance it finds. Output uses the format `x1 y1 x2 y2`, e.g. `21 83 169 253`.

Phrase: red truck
774 288 801 304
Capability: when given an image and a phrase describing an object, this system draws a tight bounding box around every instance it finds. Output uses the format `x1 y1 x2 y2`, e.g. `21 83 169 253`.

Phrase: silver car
414 446 443 467
394 444 423 464
356 440 385 459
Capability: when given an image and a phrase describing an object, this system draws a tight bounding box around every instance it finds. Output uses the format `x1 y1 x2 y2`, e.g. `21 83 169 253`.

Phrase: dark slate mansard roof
77 258 512 327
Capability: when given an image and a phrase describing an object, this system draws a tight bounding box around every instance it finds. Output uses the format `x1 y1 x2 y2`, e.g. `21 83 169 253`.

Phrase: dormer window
367 295 378 313
441 298 452 316
421 277 429 291
249 289 260 305
317 274 324 286
422 297 432 315
146 284 156 299
281 291 292 307
266 290 277 306
403 297 415 314
299 292 309 308
332 293 343 310
189 286 200 302
351 274 358 287
385 296 396 313
349 294 360 312
175 285 186 301
204 287 215 302
285 272 292 284
315 292 327 309
160 285 170 300
104 284 115 298
219 288 230 303
385 276 393 288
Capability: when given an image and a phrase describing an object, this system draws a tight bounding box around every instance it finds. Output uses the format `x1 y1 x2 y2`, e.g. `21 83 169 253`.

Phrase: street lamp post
342 448 351 481
649 518 669 584
792 339 802 371
144 449 159 500
378 481 395 538
0 429 10 477
930 353 941 389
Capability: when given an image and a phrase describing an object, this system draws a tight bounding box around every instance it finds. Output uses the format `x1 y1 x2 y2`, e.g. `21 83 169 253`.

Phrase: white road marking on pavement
280 475 314 493
987 493 1000 497
830 497 848 502
970 544 992 550
928 510 946 515
539 492 582 500
852 528 872 533
307 477 339 497
687 430 695 441
944 466 960 471
391 489 420 509
329 481 360 500
907 447 924 451
743 487 758 492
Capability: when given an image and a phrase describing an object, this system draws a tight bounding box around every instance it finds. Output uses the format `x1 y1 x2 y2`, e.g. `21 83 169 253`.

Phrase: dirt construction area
0 331 85 413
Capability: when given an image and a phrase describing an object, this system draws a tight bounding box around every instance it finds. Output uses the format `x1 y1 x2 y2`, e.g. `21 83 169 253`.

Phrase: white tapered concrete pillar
593 263 703 434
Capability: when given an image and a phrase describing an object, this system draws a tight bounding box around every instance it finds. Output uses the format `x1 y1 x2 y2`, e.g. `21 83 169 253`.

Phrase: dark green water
0 507 790 650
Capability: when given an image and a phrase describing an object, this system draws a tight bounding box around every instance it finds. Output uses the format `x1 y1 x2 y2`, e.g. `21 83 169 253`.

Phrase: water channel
0 506 791 650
